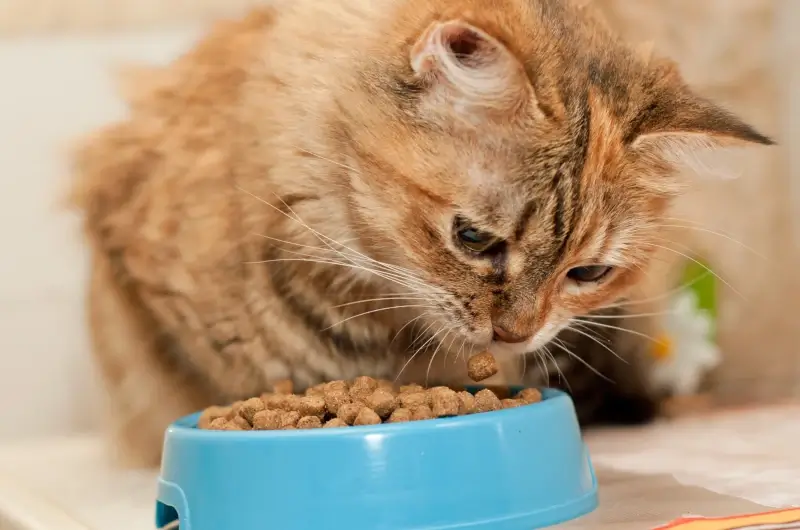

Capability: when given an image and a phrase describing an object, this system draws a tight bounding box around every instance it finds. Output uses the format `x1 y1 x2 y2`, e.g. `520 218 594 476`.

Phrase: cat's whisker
441 328 460 366
408 320 437 350
520 348 528 379
273 241 436 293
254 232 372 265
246 257 344 267
426 327 455 387
641 241 744 299
245 187 448 301
322 304 437 331
567 322 628 364
580 310 676 320
453 335 467 365
551 338 615 384
659 215 758 243
543 344 570 390
575 318 662 344
242 187 387 278
247 252 435 294
292 146 362 174
533 349 549 382
297 227 438 294
240 187 434 292
395 324 447 383
245 256 421 290
544 344 572 391
652 223 767 260
285 149 454 284
389 312 431 350
598 271 712 311
330 296 435 309
460 341 475 363
252 232 336 253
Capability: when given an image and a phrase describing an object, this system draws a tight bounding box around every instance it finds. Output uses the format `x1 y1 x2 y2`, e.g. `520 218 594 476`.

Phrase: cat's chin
489 340 534 357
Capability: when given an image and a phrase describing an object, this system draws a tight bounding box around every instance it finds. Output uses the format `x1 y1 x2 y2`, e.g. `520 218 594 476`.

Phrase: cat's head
336 0 772 354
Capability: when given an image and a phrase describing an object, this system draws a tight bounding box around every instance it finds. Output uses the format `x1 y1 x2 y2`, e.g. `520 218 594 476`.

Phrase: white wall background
0 27 203 440
777 0 800 246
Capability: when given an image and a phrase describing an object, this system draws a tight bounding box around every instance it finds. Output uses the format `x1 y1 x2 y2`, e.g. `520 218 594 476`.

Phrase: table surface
0 404 797 530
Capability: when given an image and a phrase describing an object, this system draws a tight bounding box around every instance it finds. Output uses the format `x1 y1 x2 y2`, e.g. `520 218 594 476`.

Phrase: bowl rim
166 387 569 442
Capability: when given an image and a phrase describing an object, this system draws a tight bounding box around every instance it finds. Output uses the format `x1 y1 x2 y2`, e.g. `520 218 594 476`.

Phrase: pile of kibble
198 376 542 431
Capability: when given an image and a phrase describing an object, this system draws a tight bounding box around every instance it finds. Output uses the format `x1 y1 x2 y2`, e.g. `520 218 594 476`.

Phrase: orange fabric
655 508 800 529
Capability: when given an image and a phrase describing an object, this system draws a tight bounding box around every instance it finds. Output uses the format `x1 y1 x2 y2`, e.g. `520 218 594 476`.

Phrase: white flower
650 289 722 396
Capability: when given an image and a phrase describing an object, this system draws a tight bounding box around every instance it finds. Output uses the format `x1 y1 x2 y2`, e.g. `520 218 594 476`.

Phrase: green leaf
681 258 717 337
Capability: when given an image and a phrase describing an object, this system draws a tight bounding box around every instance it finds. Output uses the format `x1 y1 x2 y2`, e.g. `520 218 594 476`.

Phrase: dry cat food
198 377 542 431
467 351 499 382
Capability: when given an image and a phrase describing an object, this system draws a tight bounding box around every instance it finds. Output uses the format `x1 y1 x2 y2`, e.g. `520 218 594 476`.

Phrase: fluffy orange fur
71 0 772 466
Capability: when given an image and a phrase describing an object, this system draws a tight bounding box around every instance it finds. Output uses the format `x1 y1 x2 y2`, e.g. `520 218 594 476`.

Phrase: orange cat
71 0 772 466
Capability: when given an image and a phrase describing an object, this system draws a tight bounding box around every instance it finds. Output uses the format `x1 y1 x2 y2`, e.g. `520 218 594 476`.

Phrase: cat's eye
567 265 613 283
455 220 503 254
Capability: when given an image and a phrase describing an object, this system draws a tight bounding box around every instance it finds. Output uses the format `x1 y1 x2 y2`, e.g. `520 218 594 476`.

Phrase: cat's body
72 0 770 466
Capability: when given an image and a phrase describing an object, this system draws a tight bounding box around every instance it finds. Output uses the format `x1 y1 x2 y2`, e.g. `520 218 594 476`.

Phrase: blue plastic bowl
156 388 597 530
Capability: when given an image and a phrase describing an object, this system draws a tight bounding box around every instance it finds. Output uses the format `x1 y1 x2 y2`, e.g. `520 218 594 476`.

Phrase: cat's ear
631 61 774 177
410 20 534 120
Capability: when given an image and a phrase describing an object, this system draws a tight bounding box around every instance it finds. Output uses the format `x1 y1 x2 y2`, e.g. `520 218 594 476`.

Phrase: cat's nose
492 325 531 344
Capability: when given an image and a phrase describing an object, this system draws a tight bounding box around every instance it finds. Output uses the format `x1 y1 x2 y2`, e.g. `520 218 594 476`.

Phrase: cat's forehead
451 101 636 236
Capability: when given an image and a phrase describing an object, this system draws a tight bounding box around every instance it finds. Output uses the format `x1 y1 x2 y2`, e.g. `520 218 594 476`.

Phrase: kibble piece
388 408 412 423
398 391 429 409
429 387 460 417
279 411 301 429
365 389 397 419
399 383 425 394
262 393 292 411
297 396 327 419
325 380 349 393
474 389 502 412
354 407 382 426
208 417 231 430
483 386 512 400
323 418 348 428
349 376 379 401
323 389 352 415
225 401 245 420
273 379 294 395
198 406 230 429
232 415 253 430
283 395 304 411
213 418 244 431
457 391 477 415
305 383 326 397
297 416 323 429
516 388 543 404
502 399 525 409
467 351 499 382
377 379 397 393
411 405 434 421
252 409 282 430
239 397 266 423
336 402 363 425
